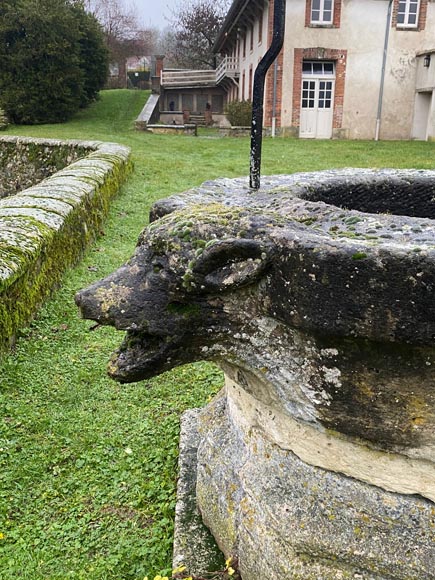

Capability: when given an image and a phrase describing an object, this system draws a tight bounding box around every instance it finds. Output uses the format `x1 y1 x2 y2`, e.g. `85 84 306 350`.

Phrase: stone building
159 0 435 139
217 0 435 139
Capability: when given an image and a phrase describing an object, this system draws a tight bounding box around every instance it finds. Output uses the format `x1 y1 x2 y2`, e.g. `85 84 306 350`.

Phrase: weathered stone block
173 409 225 576
197 387 435 579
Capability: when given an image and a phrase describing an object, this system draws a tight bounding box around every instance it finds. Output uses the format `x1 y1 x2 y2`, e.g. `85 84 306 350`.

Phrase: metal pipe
250 0 286 189
271 58 278 137
375 0 393 141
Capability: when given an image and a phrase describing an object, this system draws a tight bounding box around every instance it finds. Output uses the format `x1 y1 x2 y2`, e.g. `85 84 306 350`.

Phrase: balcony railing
216 57 240 84
161 69 217 88
161 58 240 88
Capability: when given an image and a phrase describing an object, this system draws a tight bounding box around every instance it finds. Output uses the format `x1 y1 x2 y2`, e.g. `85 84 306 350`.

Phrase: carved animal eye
152 261 165 273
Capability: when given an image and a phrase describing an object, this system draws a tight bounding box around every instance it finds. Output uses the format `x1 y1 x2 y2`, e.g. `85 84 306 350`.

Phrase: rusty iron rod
250 0 286 190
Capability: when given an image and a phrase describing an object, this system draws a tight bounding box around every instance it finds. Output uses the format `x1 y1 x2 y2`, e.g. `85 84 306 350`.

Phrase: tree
168 0 231 69
84 0 149 64
73 6 110 107
0 0 108 124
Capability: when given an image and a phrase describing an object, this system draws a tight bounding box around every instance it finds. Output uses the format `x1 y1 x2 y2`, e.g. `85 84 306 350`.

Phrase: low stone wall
218 126 251 137
0 109 8 131
0 136 132 350
144 124 197 135
0 136 90 198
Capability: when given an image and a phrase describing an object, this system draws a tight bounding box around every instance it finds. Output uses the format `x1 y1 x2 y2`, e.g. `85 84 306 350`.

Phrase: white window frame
397 0 421 28
302 61 335 77
310 0 334 25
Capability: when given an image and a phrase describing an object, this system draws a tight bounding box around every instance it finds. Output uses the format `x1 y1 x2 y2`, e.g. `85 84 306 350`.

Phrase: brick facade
249 65 254 100
264 0 284 127
264 0 346 130
212 0 434 139
155 55 165 78
291 48 347 130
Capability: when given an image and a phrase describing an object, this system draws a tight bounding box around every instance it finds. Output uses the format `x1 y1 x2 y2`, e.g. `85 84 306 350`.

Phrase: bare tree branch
167 0 231 69
83 0 158 61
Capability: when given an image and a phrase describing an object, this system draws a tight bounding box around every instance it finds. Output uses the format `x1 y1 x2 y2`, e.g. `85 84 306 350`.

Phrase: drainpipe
250 0 286 189
271 59 279 138
375 0 393 141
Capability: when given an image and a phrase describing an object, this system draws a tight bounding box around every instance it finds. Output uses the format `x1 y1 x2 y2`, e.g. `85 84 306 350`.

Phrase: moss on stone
0 137 132 352
351 251 368 260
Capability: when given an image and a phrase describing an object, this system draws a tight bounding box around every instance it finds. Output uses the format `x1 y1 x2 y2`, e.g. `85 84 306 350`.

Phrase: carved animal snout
75 233 274 382
75 266 142 331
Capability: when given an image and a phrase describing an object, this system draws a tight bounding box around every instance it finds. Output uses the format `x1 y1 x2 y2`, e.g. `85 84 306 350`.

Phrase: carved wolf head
75 174 435 450
75 205 278 383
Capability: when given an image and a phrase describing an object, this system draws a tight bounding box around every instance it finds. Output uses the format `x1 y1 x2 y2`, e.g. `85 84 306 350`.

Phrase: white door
300 62 335 139
412 91 432 140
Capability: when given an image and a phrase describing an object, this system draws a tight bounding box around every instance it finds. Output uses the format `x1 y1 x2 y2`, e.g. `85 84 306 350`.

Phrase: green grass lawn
1 89 434 580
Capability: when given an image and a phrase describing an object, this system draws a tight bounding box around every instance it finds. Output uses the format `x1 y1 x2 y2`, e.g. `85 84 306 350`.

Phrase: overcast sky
134 0 182 29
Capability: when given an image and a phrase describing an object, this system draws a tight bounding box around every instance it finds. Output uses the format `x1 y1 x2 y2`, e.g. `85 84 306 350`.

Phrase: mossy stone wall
0 136 90 198
0 110 8 132
0 136 132 351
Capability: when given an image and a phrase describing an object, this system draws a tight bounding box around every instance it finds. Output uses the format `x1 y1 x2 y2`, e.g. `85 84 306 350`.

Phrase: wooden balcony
161 69 217 88
160 58 240 89
216 57 240 84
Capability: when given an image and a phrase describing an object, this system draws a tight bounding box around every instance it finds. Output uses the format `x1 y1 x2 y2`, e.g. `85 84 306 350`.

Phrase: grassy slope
0 90 434 580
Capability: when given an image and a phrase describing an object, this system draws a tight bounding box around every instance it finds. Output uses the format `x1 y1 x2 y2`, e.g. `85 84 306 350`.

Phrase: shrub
0 0 108 124
225 100 252 127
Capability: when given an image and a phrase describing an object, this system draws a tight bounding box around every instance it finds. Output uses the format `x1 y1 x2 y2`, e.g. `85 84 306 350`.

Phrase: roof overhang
214 0 268 54
416 48 435 57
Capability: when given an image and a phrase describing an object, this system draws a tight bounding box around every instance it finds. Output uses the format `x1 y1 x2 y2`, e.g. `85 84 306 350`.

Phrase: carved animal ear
193 238 272 292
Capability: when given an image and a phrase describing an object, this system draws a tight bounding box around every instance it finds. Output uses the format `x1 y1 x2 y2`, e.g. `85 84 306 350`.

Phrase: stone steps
189 115 206 126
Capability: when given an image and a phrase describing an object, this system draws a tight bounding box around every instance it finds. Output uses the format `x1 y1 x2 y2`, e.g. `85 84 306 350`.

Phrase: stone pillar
154 54 165 78
151 55 165 94
183 109 190 124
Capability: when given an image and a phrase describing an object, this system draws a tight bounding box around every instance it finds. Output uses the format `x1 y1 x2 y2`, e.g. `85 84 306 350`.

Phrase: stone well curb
0 136 132 350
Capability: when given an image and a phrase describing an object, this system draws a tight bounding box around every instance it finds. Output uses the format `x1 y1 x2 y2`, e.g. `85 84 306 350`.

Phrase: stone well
76 170 435 579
